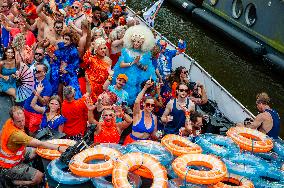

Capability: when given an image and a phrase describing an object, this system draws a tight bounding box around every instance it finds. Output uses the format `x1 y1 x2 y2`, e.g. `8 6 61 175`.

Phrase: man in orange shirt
0 106 67 186
61 86 88 140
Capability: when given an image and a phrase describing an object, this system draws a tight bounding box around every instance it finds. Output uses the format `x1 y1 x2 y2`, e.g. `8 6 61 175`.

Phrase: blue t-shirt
108 85 129 105
156 49 177 80
24 78 52 114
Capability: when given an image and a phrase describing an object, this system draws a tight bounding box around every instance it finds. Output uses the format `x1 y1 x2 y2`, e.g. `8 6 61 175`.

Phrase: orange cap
117 74 128 82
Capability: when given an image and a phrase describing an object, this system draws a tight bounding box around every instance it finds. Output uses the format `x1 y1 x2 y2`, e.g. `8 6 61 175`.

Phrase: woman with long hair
30 83 66 132
124 80 160 145
0 46 19 98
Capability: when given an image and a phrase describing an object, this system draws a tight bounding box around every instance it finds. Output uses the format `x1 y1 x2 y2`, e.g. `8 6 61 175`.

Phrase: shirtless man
35 0 65 44
69 1 86 35
237 92 280 139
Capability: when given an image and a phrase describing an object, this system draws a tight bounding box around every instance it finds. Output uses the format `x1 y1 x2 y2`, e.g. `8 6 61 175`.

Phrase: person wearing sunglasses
33 0 63 44
29 47 51 81
167 66 208 105
24 63 52 135
69 1 86 34
109 5 126 27
123 80 160 145
161 83 195 135
85 97 132 144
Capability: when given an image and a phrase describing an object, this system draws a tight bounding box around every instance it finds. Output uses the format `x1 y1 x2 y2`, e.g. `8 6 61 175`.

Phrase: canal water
128 0 284 138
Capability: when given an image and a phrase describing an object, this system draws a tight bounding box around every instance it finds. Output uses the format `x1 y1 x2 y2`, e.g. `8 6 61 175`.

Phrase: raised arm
116 106 132 131
31 83 46 114
133 80 153 117
85 96 99 125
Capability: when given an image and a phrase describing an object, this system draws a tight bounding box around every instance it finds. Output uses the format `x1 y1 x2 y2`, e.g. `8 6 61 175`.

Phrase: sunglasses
181 70 188 74
103 114 114 117
178 89 188 93
145 103 155 108
55 26 63 29
72 6 80 9
35 53 43 56
35 70 43 74
83 5 91 9
104 26 112 29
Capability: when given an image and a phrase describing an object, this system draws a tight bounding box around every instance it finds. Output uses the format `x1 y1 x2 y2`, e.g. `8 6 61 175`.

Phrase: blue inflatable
254 151 284 168
91 173 142 188
273 139 284 158
99 143 127 154
168 178 207 188
125 141 174 166
222 153 270 178
252 175 284 188
194 133 240 158
47 159 89 185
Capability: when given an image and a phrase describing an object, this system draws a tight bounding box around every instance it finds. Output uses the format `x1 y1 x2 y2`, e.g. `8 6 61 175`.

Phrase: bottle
0 44 4 60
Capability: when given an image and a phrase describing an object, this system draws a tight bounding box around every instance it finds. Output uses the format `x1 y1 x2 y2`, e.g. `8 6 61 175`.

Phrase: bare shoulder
104 56 112 66
255 111 271 122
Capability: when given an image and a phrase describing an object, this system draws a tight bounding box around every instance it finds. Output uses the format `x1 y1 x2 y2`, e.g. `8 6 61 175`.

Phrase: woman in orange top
82 37 112 102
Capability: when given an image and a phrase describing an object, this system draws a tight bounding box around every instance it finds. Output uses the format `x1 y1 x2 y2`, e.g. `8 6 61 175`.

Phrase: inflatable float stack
37 127 284 187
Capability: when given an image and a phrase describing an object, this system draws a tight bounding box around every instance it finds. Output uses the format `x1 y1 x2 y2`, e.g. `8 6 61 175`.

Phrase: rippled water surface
128 0 284 138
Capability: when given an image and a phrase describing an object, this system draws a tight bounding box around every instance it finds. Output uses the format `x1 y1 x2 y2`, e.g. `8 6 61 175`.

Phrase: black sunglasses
55 26 63 29
72 6 79 9
181 70 188 74
178 89 188 93
145 103 155 108
35 53 43 56
35 70 43 74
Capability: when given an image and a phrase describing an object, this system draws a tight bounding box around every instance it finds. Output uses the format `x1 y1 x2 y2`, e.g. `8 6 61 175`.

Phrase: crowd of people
0 0 281 187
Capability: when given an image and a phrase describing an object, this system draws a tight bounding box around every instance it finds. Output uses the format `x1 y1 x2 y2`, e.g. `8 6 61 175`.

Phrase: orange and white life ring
36 139 76 160
172 154 227 185
161 134 202 156
210 173 254 188
227 127 273 152
69 147 122 177
112 152 168 188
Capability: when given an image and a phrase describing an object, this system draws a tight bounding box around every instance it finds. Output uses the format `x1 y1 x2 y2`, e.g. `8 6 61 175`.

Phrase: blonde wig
123 25 155 52
90 37 106 53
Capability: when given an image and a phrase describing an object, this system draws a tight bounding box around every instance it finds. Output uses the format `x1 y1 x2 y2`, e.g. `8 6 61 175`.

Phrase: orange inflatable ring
161 134 202 156
126 140 170 179
69 147 122 177
227 127 273 153
112 152 168 188
36 139 76 160
172 154 227 184
210 173 254 188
